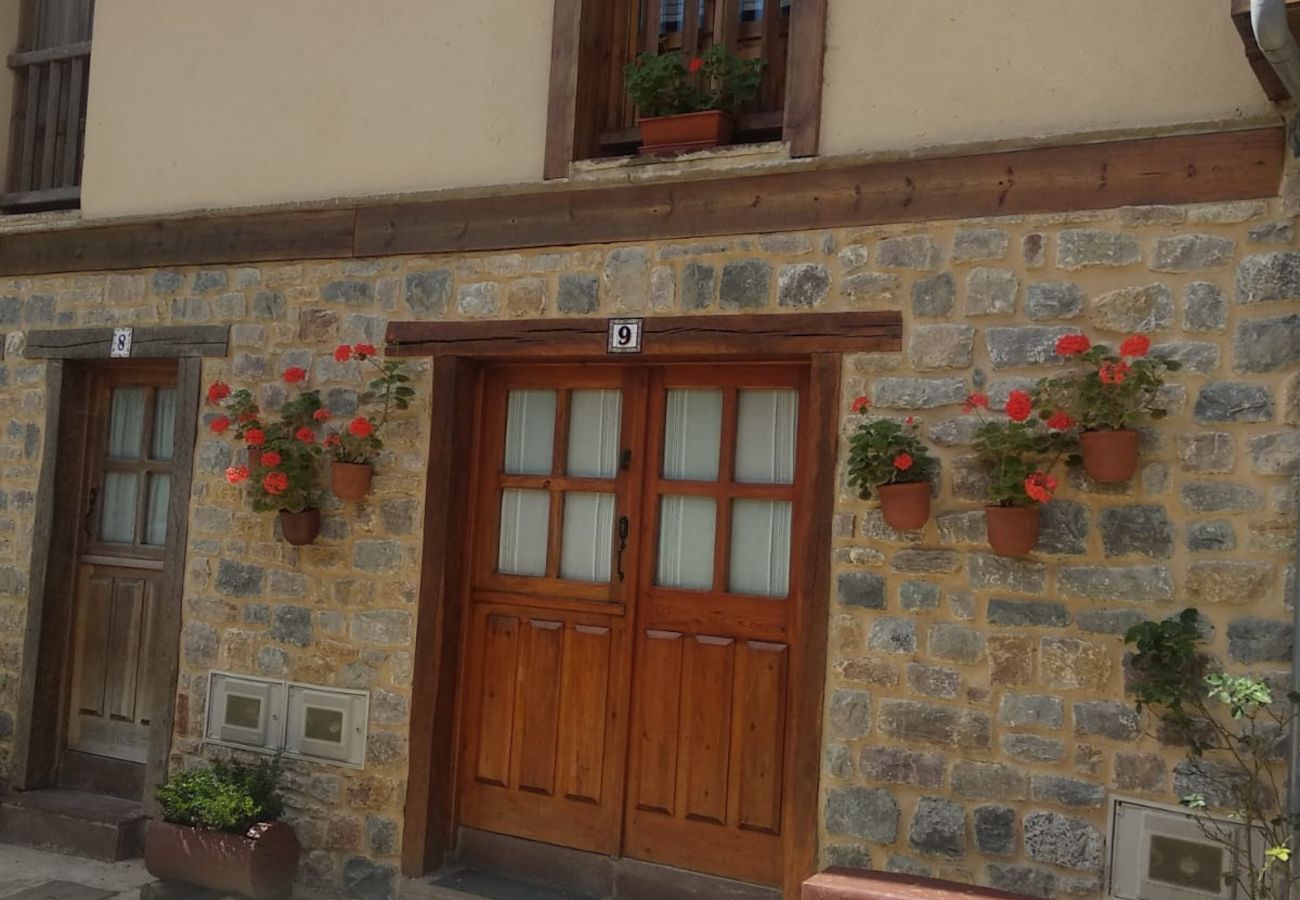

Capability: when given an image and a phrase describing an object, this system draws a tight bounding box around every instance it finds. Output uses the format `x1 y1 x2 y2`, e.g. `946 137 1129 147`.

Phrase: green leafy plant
964 389 1074 506
624 44 763 118
324 343 415 465
1126 609 1300 899
157 756 285 835
844 395 936 499
1034 332 1180 431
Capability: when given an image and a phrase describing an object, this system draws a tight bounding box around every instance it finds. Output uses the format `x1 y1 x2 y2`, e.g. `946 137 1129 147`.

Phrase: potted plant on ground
1034 332 1178 483
324 343 415 500
146 756 299 900
845 395 937 531
209 366 326 545
624 44 763 154
965 389 1074 556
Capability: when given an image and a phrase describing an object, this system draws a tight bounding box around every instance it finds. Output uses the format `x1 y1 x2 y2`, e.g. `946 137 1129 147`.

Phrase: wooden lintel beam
386 311 902 359
24 325 230 358
0 128 1283 278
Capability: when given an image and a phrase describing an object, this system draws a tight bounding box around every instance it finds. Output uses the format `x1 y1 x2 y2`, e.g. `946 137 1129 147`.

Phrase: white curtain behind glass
499 390 557 577
561 390 622 582
101 388 147 543
657 389 723 589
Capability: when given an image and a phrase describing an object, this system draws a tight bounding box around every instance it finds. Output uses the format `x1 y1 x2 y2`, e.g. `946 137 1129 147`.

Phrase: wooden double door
458 362 811 887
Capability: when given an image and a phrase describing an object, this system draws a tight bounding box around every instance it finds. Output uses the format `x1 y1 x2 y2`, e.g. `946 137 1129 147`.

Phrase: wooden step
0 789 146 862
802 870 1027 900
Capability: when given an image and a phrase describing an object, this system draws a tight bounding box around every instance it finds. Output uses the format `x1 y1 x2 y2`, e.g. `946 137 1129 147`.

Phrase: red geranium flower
1024 471 1058 504
348 417 374 439
905 416 916 426
324 433 341 448
963 392 989 413
210 415 231 435
313 408 331 422
1005 390 1033 422
334 344 353 362
262 471 289 496
1098 361 1131 385
206 381 231 404
244 428 266 447
687 56 704 73
893 453 914 471
1119 334 1151 358
225 465 249 485
282 366 307 384
295 426 316 443
259 451 282 468
238 411 259 424
850 395 870 413
1055 334 1092 357
1046 410 1076 431
353 343 377 358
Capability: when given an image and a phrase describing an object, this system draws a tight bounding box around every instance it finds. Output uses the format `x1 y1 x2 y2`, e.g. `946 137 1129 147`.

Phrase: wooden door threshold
420 828 781 900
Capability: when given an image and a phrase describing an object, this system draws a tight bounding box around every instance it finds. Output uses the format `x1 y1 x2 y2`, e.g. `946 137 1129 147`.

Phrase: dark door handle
83 486 97 538
616 515 630 582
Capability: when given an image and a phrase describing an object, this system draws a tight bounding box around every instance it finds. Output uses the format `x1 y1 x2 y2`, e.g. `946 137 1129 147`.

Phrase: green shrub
157 756 285 834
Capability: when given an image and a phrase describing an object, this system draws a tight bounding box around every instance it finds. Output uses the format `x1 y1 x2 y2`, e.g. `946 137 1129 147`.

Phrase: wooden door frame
12 326 224 815
395 312 898 898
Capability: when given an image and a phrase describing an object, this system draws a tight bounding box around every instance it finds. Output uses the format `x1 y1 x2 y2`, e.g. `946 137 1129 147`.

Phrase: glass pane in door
100 472 138 543
734 389 798 484
498 489 550 576
106 388 146 460
567 390 622 478
561 492 615 582
504 390 557 475
144 473 171 546
152 389 177 461
729 499 792 597
662 389 723 480
656 496 716 590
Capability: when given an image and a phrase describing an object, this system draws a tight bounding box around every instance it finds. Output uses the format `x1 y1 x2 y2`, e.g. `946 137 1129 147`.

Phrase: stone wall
0 197 1294 899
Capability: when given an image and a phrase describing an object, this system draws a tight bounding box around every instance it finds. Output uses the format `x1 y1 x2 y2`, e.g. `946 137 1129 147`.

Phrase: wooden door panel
74 571 113 717
514 619 563 796
630 629 683 816
680 635 734 826
105 576 145 721
732 640 788 835
472 613 520 788
556 623 611 804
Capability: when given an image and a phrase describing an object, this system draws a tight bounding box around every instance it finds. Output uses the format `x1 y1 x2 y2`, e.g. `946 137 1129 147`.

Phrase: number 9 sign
606 318 643 354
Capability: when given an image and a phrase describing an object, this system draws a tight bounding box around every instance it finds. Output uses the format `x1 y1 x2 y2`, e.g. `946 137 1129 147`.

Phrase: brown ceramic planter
144 820 300 900
1080 428 1139 483
330 461 373 500
985 504 1040 557
877 481 931 531
638 110 734 155
278 508 320 546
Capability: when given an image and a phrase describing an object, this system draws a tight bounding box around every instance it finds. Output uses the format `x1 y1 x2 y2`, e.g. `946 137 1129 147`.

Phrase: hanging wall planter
985 505 1041 557
1079 428 1139 484
639 110 735 155
330 461 373 500
278 509 321 546
844 398 938 533
876 481 932 532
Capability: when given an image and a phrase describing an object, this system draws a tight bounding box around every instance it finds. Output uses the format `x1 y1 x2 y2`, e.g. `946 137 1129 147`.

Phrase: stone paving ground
0 844 148 900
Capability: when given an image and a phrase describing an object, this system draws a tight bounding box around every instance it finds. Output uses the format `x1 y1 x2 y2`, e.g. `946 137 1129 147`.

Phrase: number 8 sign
606 318 643 354
110 327 133 358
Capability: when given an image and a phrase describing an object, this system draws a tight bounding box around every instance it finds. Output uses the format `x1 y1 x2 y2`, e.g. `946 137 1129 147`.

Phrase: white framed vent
1109 797 1265 900
206 672 286 752
285 683 369 767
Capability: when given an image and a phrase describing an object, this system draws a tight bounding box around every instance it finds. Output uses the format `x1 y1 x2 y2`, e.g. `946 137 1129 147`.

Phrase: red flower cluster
348 417 375 438
334 343 378 362
262 471 290 496
210 415 231 434
225 465 249 485
687 56 704 73
244 428 266 447
206 381 231 404
283 367 307 384
1023 471 1058 504
850 395 870 413
892 453 914 471
1005 390 1033 423
295 426 316 443
1099 361 1131 385
1055 334 1092 357
324 434 342 448
1119 334 1150 358
260 451 282 468
963 392 989 414
313 408 331 422
1046 410 1076 431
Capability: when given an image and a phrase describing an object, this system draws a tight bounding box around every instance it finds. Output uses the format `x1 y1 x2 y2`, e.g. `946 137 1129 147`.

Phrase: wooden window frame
543 0 827 179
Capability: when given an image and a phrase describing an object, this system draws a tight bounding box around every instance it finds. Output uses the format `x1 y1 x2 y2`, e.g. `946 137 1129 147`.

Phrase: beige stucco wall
820 0 1276 158
80 0 1278 219
79 0 555 218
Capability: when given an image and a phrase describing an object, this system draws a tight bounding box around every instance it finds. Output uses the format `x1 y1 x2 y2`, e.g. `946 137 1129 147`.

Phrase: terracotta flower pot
985 505 1040 557
278 508 320 546
638 110 734 155
330 461 373 500
1080 428 1139 483
877 481 931 531
144 820 300 900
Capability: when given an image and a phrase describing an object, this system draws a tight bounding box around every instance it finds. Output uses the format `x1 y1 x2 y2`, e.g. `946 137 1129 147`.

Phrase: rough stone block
1151 234 1234 272
871 377 967 409
1058 564 1174 603
351 610 413 646
457 282 500 318
953 761 1027 800
1025 282 1084 320
878 700 992 749
1073 700 1140 741
987 635 1036 686
1029 775 1105 809
1090 283 1173 332
603 247 650 311
1023 811 1103 871
1176 434 1235 474
928 623 986 663
681 262 715 310
1184 561 1274 606
1180 481 1259 513
1194 382 1274 423
828 688 873 738
1234 314 1300 373
1057 229 1140 269
1151 341 1220 375
1248 221 1295 244
974 806 1018 856
1227 617 1293 663
909 324 975 371
998 693 1063 729
899 581 941 611
1041 637 1111 690
909 797 966 859
857 746 946 788
1249 430 1300 474
1076 608 1149 635
1236 251 1300 303
870 617 917 654
215 559 264 597
965 268 1019 316
837 571 885 609
1113 753 1167 793
557 274 599 314
1099 505 1173 559
878 235 942 270
778 263 830 308
953 228 1010 262
1183 282 1228 332
985 326 1075 369
825 787 899 842
1186 520 1237 552
321 280 372 305
968 554 1046 594
1036 501 1088 555
719 260 770 309
987 598 1069 627
890 549 961 574
842 272 900 306
907 663 961 699
912 272 955 317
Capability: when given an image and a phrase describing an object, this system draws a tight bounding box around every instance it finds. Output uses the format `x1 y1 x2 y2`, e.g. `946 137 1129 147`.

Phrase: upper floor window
3 0 93 212
544 0 825 179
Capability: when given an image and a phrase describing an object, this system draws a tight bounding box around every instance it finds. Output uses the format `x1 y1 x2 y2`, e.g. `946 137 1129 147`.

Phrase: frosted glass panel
145 474 171 546
152 389 177 461
560 492 614 582
735 389 798 485
503 390 557 475
100 472 138 543
656 496 716 590
498 489 550 576
729 499 792 597
567 390 622 478
662 389 723 481
107 388 146 460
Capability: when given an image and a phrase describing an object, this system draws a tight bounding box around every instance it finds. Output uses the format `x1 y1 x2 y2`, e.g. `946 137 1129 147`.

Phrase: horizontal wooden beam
386 311 902 359
0 128 1283 278
24 325 229 359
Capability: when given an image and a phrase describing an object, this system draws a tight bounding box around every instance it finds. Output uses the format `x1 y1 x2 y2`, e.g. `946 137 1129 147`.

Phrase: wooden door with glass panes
458 362 808 888
66 367 179 765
